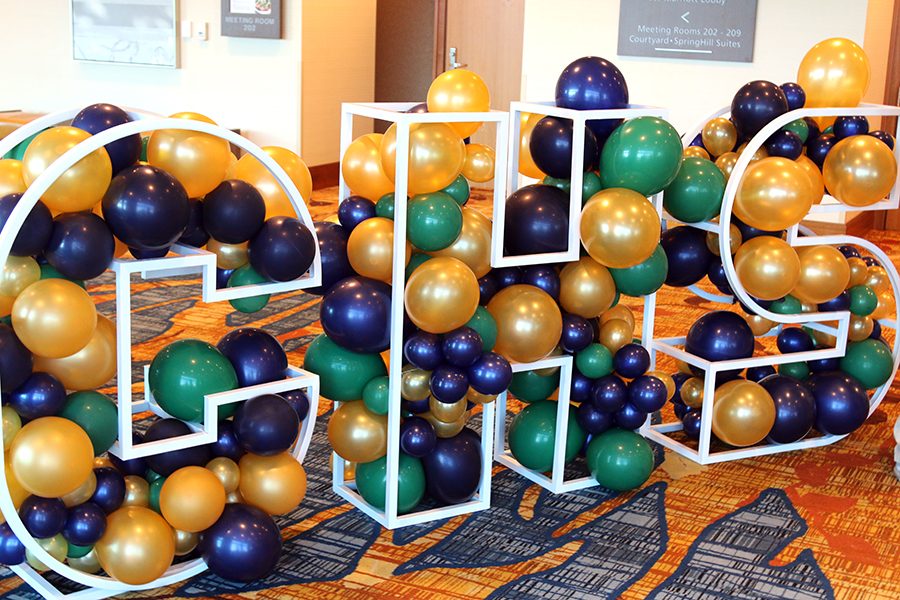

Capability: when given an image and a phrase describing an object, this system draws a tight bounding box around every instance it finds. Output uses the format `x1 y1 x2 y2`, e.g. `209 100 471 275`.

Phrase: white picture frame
71 0 179 68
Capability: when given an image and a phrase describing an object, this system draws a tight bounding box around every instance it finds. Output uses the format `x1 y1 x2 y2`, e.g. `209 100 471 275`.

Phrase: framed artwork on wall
71 0 179 68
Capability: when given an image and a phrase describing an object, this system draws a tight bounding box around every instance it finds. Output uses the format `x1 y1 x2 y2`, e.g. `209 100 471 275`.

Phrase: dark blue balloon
733 217 784 242
780 82 806 110
555 56 629 140
837 245 860 258
628 374 668 412
862 256 880 268
406 102 429 114
338 196 376 230
868 130 895 149
521 265 560 300
707 260 734 296
467 352 512 395
249 216 316 282
661 226 713 287
19 496 67 538
869 320 882 340
281 389 310 422
71 103 140 174
404 332 443 370
494 267 523 288
478 272 500 305
108 433 147 477
685 311 755 362
211 419 246 461
178 198 209 247
731 80 789 139
144 418 211 477
807 133 837 169
421 427 482 505
764 130 803 159
9 372 66 419
576 401 614 434
45 212 114 280
614 343 650 379
62 502 107 546
503 185 569 256
400 416 436 458
0 325 32 393
674 402 690 420
737 297 774 315
234 394 299 456
529 116 599 179
759 374 816 443
129 246 169 259
560 313 594 353
200 503 282 582
818 290 850 312
402 397 430 415
430 366 468 403
671 371 691 402
682 410 701 439
614 402 647 430
306 221 352 295
442 327 483 368
0 523 24 566
777 328 815 354
807 371 869 435
203 180 266 244
689 133 705 148
320 276 391 353
803 117 821 144
89 467 126 513
808 345 841 374
591 375 627 412
832 116 869 140
570 368 594 404
217 327 287 387
0 193 53 257
746 364 777 382
216 267 235 289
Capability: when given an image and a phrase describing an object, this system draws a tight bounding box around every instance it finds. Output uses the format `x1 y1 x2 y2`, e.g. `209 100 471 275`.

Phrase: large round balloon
599 117 682 195
203 179 266 244
608 244 668 297
701 118 737 157
11 278 97 358
807 371 869 435
581 188 660 268
661 225 714 287
503 184 569 256
238 452 307 515
59 391 118 455
159 466 226 533
685 311 755 362
217 327 287 388
839 338 893 389
234 394 300 456
791 245 850 305
730 80 789 139
341 133 394 202
663 157 726 223
509 401 585 472
234 145 312 219
303 334 387 401
327 400 387 463
10 416 94 498
144 418 212 476
321 276 392 353
585 428 654 491
147 112 230 198
798 38 870 109
734 157 815 231
487 284 562 363
528 116 599 179
71 103 141 174
45 212 115 280
33 314 116 391
0 193 52 257
94 506 175 585
421 427 483 505
405 256 479 334
559 256 616 318
555 56 629 140
406 192 463 251
431 206 492 278
248 216 316 282
823 135 897 207
380 123 466 196
355 452 426 515
712 379 776 447
733 236 801 301
758 374 816 443
200 503 282 582
9 372 66 420
426 69 491 138
346 216 410 284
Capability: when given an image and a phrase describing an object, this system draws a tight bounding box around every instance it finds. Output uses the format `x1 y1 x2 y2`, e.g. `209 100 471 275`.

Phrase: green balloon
782 119 809 144
509 401 584 472
0 315 10 327
586 428 654 491
466 306 497 352
542 171 603 205
848 285 877 317
303 334 387 401
39 264 86 289
405 252 433 280
840 339 893 389
663 157 725 223
609 245 668 296
376 193 395 219
148 339 239 422
407 192 463 251
140 136 150 161
575 344 613 378
600 117 683 195
362 375 390 415
66 544 93 559
149 477 165 513
779 361 810 381
770 295 802 315
823 125 834 135
355 452 426 515
509 370 559 403
441 174 470 206
4 131 40 161
228 265 271 313
59 391 119 455
145 469 163 483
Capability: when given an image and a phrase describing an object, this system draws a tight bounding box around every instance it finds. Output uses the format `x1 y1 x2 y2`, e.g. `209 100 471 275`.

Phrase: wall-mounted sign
221 0 282 39
617 0 758 63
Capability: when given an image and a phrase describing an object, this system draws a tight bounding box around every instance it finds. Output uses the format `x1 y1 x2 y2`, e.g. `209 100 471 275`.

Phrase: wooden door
879 0 900 229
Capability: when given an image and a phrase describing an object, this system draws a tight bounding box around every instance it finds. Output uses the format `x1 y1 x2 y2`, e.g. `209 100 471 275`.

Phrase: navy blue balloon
421 427 482 505
808 345 841 374
45 212 114 280
777 327 815 354
63 502 107 546
685 311 755 362
71 103 140 174
780 82 806 110
478 273 500 305
807 133 837 169
234 394 299 456
0 523 24 566
102 165 189 251
837 245 860 258
661 226 713 287
764 130 803 159
614 402 647 430
673 402 690 420
576 401 614 434
733 217 784 243
746 364 777 382
731 80 789 139
442 327 483 368
868 130 895 149
402 397 430 414
614 343 650 379
400 416 436 458
406 102 429 114
807 371 869 435
803 117 821 144
203 180 266 244
144 419 211 477
869 320 882 340
0 325 32 393
570 368 593 404
833 116 869 140
467 352 512 395
215 267 234 289
707 260 734 296
682 410 701 439
338 196 376 231
628 374 668 412
179 198 210 247
671 371 691 397
19 496 67 538
0 194 53 257
555 56 629 140
404 332 443 370
738 297 774 315
862 256 880 268
818 290 850 312
591 374 627 412
249 216 316 282
689 133 705 148
129 246 169 259
521 265 560 300
217 327 288 387
306 221 352 295
529 116 599 179
320 277 391 353
211 419 246 461
503 185 569 256
200 503 282 582
759 374 816 443
108 433 147 477
560 313 593 353
281 389 310 422
430 366 468 403
494 267 523 288
89 467 126 513
9 372 66 419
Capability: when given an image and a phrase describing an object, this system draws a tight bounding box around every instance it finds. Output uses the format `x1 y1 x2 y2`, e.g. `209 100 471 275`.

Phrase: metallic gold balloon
706 224 742 256
715 152 739 182
26 533 67 572
487 284 562 363
461 143 495 183
61 471 97 507
466 387 497 405
238 452 307 516
380 123 466 195
423 410 467 438
347 217 411 284
847 257 868 288
147 112 230 198
872 288 896 320
680 377 705 409
33 315 117 391
2 456 28 520
800 301 818 314
519 113 546 179
174 530 199 556
68 548 102 573
11 278 97 358
647 370 676 401
234 146 312 218
22 126 112 213
405 256 479 334
676 359 694 375
206 457 241 494
823 135 897 207
0 256 39 299
848 315 874 341
600 305 636 331
559 256 616 318
401 365 432 401
94 456 114 469
734 157 814 231
735 142 768 162
865 266 890 293
701 118 737 157
598 318 633 355
798 37 870 109
341 133 395 201
733 236 801 301
581 188 661 268
683 146 711 160
10 416 94 497
746 314 775 336
792 245 851 305
123 475 150 508
712 379 776 447
534 346 563 376
2 406 21 450
328 401 387 463
95 506 175 585
160 466 226 532
224 151 238 179
426 68 491 138
0 159 26 197
431 206 492 278
429 396 467 422
796 154 825 205
226 490 244 504
206 238 249 270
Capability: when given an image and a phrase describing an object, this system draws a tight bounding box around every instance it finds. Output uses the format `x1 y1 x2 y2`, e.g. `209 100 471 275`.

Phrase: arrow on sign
681 11 690 23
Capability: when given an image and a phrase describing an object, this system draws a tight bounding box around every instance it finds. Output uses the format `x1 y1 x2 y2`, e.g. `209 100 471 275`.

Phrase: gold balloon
401 365 432 401
160 466 226 532
423 410 467 438
733 235 801 301
647 370 676 401
380 122 466 195
123 475 150 508
226 490 244 504
676 359 694 375
0 159 26 197
746 314 775 336
405 256 479 334
680 377 704 409
706 224 742 256
534 346 563 376
238 452 307 515
347 217 411 284
736 142 768 163
795 154 825 205
12 278 97 358
461 143 495 183
22 126 112 213
234 146 312 218
224 151 238 179
26 534 68 572
33 315 117 391
466 387 497 405
95 506 175 585
847 257 868 288
701 118 737 157
341 133 395 201
487 284 562 364
426 69 491 138
712 379 776 447
872 288 896 320
715 152 739 182
798 37 870 109
823 135 897 207
68 548 102 573
0 256 39 300
61 471 97 507
328 401 387 463
848 315 874 341
683 146 711 160
734 157 814 231
559 256 616 318
206 457 241 494
519 113 546 179
600 305 636 331
147 112 230 198
429 396 467 422
598 318 633 354
10 416 93 497
2 405 21 450
431 206 492 278
581 188 661 268
865 266 890 293
171 530 198 557
792 245 851 305
94 456 114 469
206 238 249 270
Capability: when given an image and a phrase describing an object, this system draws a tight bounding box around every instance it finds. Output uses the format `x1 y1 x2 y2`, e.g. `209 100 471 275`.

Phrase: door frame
433 0 448 76
875 0 900 228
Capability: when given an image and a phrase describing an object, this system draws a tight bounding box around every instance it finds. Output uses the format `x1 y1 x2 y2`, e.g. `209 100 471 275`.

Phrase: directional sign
617 0 758 63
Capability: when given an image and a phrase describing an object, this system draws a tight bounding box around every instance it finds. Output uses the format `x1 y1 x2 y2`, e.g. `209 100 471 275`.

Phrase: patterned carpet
1 188 898 599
